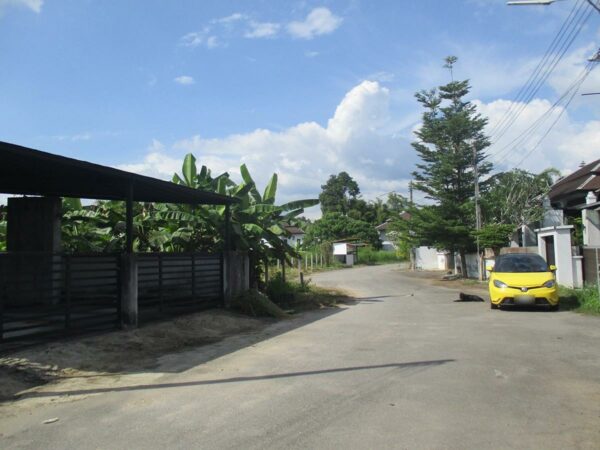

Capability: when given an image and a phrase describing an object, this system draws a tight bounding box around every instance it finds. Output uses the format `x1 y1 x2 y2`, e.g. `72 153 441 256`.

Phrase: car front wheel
490 302 498 310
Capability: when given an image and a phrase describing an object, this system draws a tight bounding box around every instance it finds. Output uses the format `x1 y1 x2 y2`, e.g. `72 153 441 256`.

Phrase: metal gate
137 252 223 321
0 252 121 346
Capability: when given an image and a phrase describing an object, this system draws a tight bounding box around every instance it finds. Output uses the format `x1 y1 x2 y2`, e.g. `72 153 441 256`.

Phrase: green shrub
232 289 290 318
266 272 309 305
357 247 406 264
559 285 600 314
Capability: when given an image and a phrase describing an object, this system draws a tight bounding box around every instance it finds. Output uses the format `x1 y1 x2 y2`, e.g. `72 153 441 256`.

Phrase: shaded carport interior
0 141 238 347
0 140 236 252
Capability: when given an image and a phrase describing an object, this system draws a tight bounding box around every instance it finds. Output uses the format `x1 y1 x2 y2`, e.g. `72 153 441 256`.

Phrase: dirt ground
0 270 468 414
0 310 269 404
405 269 489 295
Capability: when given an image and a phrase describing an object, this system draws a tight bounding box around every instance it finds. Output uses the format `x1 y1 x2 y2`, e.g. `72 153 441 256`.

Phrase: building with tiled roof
549 159 600 211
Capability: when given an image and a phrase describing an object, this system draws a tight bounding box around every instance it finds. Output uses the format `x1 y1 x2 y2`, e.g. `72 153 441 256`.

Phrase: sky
2 0 600 218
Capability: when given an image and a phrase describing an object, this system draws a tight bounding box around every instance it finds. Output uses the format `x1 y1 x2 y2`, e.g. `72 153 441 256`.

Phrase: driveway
1 264 600 449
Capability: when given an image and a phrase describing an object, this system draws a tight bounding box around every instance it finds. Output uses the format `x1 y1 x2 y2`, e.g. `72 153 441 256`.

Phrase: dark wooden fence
0 252 121 346
0 251 224 349
137 253 223 320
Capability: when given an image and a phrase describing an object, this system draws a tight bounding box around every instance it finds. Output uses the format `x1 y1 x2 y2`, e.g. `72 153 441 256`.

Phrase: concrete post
120 253 138 328
223 250 249 308
583 192 600 246
536 225 575 287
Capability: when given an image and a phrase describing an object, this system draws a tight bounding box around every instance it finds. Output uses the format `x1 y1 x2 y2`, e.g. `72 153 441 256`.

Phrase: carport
0 141 238 346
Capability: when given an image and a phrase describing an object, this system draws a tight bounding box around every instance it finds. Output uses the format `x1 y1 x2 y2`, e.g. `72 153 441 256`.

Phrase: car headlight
543 280 556 288
493 279 507 289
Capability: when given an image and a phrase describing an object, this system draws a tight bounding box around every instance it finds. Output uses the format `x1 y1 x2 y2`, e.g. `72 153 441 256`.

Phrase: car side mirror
486 265 493 272
549 265 557 272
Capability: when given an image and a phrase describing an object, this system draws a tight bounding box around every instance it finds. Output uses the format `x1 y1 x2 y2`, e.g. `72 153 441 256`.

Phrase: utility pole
409 181 413 204
473 142 483 281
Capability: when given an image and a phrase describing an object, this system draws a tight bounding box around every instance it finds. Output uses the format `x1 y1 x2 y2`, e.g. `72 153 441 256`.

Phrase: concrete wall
223 251 249 307
415 246 443 270
7 197 61 252
537 226 576 287
582 247 600 286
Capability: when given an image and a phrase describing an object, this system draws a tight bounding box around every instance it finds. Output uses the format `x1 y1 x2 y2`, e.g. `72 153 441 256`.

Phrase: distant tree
409 56 491 276
481 168 559 229
472 223 515 256
304 213 381 249
319 172 360 215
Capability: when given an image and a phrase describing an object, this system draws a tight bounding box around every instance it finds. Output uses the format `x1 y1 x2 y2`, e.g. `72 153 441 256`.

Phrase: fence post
281 258 286 282
264 258 269 285
158 253 164 312
0 276 5 342
120 252 138 328
65 254 71 330
191 254 197 305
596 249 600 300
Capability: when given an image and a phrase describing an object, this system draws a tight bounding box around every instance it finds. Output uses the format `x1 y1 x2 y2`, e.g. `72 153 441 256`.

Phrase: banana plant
171 154 319 282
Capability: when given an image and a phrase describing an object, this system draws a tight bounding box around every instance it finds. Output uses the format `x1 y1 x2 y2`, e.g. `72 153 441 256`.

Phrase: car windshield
494 254 549 273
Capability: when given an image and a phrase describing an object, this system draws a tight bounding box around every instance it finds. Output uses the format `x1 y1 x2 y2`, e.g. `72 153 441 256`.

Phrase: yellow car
488 253 558 311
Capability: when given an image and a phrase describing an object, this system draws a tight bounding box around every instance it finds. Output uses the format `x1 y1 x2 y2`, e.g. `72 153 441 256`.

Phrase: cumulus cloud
180 29 220 49
119 81 415 217
0 0 42 15
476 97 600 174
174 75 195 85
287 7 343 40
245 21 280 38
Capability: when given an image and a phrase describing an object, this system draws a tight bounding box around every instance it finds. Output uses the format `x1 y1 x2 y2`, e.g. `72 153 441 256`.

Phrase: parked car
487 253 558 311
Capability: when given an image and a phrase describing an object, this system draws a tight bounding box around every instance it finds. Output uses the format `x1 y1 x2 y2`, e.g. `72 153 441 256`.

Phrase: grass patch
559 285 600 315
356 247 407 265
233 273 351 318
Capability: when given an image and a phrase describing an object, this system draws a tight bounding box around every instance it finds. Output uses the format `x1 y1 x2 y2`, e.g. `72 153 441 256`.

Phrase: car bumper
489 286 559 307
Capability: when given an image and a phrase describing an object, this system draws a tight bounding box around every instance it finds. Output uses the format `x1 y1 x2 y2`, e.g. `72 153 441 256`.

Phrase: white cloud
174 75 195 85
52 132 92 142
213 13 246 24
305 50 319 58
0 0 42 14
287 7 343 40
475 97 600 174
179 29 220 49
120 81 415 218
245 21 280 38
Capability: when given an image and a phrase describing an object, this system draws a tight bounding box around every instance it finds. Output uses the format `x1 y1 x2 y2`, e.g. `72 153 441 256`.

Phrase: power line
489 0 593 147
486 0 585 138
493 61 594 164
497 60 596 168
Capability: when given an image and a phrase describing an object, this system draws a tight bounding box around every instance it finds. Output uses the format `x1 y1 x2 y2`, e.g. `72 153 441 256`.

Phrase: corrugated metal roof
0 141 236 205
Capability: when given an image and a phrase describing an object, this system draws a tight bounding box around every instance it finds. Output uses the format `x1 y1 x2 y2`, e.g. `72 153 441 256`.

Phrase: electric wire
489 0 593 147
486 0 585 139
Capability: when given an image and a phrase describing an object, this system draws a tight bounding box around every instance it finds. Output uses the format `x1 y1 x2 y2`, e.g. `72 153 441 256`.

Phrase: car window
494 254 549 273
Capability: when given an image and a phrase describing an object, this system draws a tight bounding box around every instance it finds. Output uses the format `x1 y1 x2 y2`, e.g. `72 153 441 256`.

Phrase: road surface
2 265 600 449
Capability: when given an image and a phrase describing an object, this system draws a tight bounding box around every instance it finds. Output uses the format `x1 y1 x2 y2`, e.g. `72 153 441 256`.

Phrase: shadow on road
18 359 455 399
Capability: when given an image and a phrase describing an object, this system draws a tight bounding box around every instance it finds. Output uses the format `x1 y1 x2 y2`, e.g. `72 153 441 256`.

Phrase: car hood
492 272 554 288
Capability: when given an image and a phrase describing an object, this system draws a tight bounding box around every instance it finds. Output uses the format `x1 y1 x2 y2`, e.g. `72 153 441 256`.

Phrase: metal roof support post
126 183 134 254
225 204 231 251
121 182 138 328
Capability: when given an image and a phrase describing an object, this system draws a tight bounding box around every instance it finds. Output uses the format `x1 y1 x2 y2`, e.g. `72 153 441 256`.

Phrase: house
543 159 600 287
332 241 360 266
283 225 305 248
375 212 410 251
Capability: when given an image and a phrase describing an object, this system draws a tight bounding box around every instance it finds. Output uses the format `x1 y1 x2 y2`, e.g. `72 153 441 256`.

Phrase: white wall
537 225 575 287
415 246 441 270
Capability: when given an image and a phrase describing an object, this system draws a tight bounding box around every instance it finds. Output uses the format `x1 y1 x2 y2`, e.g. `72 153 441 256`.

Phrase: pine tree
409 56 491 276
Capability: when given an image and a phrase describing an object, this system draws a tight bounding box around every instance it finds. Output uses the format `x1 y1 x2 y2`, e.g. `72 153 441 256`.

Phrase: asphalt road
2 265 600 449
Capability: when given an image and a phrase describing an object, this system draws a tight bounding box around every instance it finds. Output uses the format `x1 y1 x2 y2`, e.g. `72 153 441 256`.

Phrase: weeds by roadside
233 273 350 318
559 285 600 315
356 247 407 265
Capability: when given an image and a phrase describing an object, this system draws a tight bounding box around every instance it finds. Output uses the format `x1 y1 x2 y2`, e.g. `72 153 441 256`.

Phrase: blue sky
2 0 600 216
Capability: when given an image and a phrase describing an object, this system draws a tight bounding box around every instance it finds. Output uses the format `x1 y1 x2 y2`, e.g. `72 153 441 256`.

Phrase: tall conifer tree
409 56 491 275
